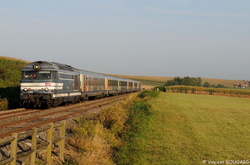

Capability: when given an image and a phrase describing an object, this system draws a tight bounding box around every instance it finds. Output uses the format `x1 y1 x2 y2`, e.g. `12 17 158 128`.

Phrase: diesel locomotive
20 61 141 108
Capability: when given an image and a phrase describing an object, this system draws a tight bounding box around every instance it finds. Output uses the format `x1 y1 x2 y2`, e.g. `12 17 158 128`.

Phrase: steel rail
0 109 33 118
0 97 109 121
0 94 125 121
0 97 119 128
0 110 39 121
0 95 128 138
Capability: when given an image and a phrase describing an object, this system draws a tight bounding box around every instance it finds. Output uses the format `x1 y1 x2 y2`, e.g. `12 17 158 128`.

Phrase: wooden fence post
59 120 66 161
46 123 54 165
30 127 38 165
10 133 18 165
0 121 66 165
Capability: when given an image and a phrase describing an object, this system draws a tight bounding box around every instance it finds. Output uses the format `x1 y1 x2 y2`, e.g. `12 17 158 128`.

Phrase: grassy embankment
0 56 28 109
131 92 250 164
64 92 156 165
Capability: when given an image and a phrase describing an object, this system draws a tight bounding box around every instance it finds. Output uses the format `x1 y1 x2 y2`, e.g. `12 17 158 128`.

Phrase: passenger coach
20 61 141 108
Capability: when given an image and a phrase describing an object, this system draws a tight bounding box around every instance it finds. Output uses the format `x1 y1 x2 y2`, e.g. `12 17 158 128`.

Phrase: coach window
129 82 133 88
86 77 89 86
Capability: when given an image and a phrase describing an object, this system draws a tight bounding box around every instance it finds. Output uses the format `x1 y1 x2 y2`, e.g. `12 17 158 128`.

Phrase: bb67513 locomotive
20 61 141 108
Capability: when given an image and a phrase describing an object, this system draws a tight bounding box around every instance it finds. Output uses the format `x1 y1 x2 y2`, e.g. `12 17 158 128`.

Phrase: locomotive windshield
23 71 51 80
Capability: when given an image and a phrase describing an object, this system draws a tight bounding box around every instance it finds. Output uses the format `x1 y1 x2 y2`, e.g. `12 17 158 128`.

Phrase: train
20 61 141 108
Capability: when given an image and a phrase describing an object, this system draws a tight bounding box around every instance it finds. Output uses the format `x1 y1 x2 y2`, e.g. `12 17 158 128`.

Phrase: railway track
0 94 129 139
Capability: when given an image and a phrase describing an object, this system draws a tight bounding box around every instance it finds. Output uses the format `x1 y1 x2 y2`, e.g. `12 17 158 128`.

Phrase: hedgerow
153 86 166 92
138 90 159 98
166 85 250 98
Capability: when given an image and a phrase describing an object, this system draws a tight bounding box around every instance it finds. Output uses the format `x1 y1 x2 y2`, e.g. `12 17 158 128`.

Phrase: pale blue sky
0 0 250 80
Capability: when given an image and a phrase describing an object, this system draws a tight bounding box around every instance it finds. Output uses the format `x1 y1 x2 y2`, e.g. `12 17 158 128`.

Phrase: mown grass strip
113 90 159 164
114 100 152 165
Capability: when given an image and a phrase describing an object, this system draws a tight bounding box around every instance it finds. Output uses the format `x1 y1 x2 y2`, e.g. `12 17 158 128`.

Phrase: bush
153 86 166 92
138 90 159 98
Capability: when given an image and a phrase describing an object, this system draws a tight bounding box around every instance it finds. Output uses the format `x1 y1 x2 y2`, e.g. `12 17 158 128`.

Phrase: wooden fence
0 120 66 165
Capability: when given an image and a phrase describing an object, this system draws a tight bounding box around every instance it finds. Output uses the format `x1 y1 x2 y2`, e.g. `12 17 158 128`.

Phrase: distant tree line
165 77 202 87
203 82 225 88
164 77 225 88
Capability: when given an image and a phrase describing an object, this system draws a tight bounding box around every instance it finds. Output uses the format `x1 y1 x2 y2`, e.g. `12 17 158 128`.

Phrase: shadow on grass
0 86 20 109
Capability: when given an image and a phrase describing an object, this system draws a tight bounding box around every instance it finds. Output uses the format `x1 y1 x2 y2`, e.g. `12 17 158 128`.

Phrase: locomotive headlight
44 87 49 92
33 65 40 70
23 88 28 92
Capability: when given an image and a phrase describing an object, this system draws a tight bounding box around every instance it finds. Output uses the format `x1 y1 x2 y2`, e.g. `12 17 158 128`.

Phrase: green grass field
139 93 250 165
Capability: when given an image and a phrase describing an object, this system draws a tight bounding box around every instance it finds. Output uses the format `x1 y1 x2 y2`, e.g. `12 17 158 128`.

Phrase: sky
0 0 250 80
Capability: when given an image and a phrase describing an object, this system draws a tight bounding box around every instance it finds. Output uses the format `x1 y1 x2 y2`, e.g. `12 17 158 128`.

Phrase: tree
216 84 224 88
164 76 203 87
165 77 182 86
203 82 211 87
196 77 202 87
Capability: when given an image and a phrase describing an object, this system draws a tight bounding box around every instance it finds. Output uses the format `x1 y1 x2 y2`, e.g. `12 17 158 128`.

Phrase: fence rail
0 120 66 165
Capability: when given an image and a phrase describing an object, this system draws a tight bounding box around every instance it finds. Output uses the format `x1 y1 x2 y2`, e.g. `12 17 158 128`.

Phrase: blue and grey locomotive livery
20 61 141 108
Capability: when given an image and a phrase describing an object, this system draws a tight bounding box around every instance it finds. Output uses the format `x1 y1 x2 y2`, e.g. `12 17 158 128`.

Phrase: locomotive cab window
23 71 51 80
59 73 74 80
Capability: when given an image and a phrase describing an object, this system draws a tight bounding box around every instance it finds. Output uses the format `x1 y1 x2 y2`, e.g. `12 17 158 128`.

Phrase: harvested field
109 74 242 87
